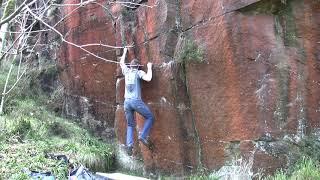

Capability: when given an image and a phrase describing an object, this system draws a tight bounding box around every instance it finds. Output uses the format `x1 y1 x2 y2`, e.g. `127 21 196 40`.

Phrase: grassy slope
0 62 115 179
0 99 115 179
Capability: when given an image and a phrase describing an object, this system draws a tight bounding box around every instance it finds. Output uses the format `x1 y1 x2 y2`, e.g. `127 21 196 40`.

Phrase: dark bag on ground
69 165 109 180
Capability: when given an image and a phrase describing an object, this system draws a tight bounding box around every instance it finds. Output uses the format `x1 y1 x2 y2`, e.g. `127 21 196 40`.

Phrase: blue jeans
124 99 154 147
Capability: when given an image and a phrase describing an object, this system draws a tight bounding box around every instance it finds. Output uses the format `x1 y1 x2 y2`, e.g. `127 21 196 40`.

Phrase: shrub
11 118 32 138
179 40 204 63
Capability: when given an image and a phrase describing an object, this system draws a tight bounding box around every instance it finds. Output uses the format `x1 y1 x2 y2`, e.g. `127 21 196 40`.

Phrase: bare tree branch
26 6 131 64
52 0 158 8
0 32 24 61
52 0 98 7
0 0 35 26
0 14 39 60
108 1 159 8
0 28 52 34
0 60 13 114
52 4 83 28
2 68 26 96
0 0 159 115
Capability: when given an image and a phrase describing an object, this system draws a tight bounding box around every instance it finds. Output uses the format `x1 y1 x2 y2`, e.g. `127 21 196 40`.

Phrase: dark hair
130 59 140 69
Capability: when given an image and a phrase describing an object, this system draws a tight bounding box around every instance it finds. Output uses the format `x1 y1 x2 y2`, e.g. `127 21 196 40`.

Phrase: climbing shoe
126 146 133 156
138 137 154 151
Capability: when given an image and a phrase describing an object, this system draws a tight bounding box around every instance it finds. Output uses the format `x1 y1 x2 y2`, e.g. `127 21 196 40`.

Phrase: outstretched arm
142 62 153 82
120 47 128 69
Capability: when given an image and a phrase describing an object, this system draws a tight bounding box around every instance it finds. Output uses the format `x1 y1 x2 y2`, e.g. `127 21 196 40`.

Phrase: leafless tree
0 0 157 114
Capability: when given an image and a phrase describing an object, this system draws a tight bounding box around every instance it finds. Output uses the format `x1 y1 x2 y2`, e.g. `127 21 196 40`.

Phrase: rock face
58 0 320 176
58 0 119 139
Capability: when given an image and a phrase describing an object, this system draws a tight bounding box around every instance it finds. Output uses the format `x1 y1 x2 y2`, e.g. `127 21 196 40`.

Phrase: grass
188 173 220 180
0 99 115 179
265 157 320 180
185 158 255 180
186 156 320 180
0 61 115 179
265 169 288 180
291 157 320 179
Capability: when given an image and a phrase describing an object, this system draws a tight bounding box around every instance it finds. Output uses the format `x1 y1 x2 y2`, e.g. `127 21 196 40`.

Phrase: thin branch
51 1 114 29
0 28 52 34
0 50 18 55
2 69 26 95
17 51 22 79
80 42 133 49
52 0 158 8
92 1 117 20
52 3 82 28
0 61 13 114
3 18 38 52
47 1 134 50
0 32 24 61
52 0 96 7
0 0 37 26
26 6 129 64
108 1 158 8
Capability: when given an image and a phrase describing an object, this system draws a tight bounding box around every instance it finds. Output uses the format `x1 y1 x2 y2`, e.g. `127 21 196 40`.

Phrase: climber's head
130 59 140 69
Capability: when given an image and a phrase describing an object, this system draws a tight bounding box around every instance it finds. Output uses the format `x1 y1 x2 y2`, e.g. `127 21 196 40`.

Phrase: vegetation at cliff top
0 63 115 179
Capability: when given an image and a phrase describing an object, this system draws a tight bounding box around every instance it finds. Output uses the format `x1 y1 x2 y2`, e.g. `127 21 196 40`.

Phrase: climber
120 47 155 156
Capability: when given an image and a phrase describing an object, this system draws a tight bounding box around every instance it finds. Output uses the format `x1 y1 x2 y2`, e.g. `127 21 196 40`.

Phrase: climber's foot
126 146 133 156
138 137 154 151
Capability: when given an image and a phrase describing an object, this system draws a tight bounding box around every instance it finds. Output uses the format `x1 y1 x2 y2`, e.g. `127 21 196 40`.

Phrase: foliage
0 60 63 114
179 40 204 64
189 172 220 180
291 157 320 180
186 158 257 180
0 98 115 179
121 7 135 21
2 0 16 19
265 170 288 180
189 156 320 180
265 157 320 180
298 135 320 163
0 62 115 179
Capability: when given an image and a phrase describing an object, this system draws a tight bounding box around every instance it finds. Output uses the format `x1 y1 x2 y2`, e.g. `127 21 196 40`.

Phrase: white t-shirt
122 66 146 100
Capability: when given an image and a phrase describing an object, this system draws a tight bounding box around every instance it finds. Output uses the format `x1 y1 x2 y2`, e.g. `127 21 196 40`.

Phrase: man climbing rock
120 47 155 156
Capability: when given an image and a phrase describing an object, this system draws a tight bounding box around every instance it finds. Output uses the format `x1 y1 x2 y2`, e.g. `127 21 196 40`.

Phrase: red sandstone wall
180 0 320 173
58 0 320 175
58 0 119 137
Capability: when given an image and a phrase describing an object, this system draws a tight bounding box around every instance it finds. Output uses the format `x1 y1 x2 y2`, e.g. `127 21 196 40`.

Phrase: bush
179 40 204 63
11 118 32 138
